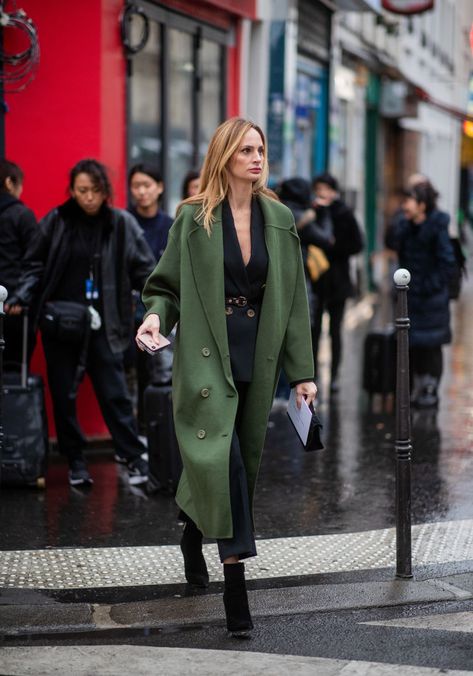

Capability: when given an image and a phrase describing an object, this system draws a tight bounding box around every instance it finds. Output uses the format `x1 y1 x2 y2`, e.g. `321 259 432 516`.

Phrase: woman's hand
295 381 317 409
4 304 23 316
136 313 161 350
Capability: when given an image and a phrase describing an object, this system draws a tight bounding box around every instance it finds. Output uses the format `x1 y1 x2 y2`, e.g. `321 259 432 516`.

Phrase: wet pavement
1 280 473 552
2 272 473 674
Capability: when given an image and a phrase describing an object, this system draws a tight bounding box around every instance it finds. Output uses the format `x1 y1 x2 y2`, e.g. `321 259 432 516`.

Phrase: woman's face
186 177 200 198
313 182 336 207
130 172 163 210
227 128 264 184
71 172 106 216
5 177 23 199
403 196 425 222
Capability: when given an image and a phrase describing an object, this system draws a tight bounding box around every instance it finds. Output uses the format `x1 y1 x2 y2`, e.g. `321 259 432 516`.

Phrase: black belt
225 295 249 307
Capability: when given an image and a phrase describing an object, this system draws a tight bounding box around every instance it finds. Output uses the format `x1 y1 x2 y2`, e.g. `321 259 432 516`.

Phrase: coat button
225 306 233 316
247 308 256 318
200 388 210 398
197 429 206 439
201 347 210 357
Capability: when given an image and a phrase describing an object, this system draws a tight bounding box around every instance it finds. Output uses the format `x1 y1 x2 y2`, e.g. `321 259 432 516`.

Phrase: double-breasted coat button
225 306 233 316
201 347 210 357
200 388 210 398
247 308 256 318
197 429 206 439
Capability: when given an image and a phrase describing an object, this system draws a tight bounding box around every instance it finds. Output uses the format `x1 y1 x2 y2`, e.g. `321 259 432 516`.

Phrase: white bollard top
0 286 7 302
393 269 411 286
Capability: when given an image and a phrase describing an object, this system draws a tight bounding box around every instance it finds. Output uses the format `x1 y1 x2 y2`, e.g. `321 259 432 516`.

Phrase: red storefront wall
4 0 254 438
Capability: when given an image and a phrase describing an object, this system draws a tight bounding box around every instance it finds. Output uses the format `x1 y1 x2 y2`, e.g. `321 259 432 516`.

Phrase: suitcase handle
21 308 28 389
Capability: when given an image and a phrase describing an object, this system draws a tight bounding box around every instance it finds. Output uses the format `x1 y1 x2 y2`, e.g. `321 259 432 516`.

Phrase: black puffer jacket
0 193 40 303
385 210 455 347
17 199 156 354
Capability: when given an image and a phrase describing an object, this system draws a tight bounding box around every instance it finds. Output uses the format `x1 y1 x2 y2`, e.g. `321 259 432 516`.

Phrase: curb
1 572 472 637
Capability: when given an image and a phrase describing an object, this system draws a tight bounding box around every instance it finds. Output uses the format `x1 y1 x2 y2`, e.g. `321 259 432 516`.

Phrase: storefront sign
381 0 434 14
334 66 356 101
380 79 408 118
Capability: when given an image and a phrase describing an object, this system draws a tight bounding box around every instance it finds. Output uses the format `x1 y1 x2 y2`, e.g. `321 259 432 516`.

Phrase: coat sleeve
8 209 49 307
122 212 156 290
421 222 455 295
282 234 315 383
141 232 181 336
298 222 334 252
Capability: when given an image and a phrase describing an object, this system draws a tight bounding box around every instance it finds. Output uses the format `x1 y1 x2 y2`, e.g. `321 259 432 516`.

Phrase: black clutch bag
305 409 324 452
286 397 325 452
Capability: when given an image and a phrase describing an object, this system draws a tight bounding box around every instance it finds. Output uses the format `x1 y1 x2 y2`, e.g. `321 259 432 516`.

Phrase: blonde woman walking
137 118 316 636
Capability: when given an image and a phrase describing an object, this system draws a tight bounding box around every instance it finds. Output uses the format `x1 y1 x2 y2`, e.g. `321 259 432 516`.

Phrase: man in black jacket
0 160 40 366
310 173 364 392
17 159 156 486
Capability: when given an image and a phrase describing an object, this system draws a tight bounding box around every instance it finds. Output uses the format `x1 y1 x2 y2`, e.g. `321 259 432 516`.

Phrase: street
1 276 473 674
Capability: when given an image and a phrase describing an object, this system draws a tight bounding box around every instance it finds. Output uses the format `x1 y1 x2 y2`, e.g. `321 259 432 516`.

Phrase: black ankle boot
180 522 209 587
223 562 253 637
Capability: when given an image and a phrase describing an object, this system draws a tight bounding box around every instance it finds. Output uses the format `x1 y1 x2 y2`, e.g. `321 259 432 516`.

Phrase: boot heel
223 562 253 638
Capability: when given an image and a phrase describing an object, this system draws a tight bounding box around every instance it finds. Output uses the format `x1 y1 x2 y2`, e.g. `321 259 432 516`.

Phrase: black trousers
181 381 257 563
43 328 146 464
311 298 346 380
410 346 443 380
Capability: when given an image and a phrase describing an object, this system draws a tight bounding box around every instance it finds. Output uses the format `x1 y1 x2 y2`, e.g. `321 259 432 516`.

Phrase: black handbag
40 300 91 344
305 409 324 452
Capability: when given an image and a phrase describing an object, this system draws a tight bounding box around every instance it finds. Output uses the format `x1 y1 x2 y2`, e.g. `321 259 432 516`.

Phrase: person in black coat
127 164 174 433
385 182 455 408
18 159 156 486
310 173 364 391
0 160 40 367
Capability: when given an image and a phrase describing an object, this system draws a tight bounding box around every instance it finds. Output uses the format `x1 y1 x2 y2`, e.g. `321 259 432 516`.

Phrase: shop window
127 3 227 213
129 20 162 168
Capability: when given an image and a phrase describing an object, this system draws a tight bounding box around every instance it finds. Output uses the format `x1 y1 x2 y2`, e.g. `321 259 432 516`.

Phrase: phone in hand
136 332 170 355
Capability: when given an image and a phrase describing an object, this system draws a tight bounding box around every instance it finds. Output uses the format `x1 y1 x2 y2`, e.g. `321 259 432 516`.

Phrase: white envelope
287 388 313 445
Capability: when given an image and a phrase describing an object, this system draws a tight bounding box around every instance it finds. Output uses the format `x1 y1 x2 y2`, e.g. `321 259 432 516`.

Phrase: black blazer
222 198 268 382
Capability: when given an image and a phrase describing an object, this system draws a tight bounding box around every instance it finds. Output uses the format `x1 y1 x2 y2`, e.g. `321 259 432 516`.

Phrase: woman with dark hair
128 163 174 432
181 169 200 201
0 159 39 366
137 118 316 636
18 158 155 485
385 181 455 407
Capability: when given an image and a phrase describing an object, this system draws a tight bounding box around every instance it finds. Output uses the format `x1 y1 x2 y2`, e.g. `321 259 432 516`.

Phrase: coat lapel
255 196 296 363
187 203 234 386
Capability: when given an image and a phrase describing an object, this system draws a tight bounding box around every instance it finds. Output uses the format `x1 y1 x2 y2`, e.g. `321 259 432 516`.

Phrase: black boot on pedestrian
223 562 253 638
180 521 209 588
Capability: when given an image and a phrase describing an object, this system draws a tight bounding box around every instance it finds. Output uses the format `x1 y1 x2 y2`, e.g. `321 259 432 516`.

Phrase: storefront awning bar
333 0 382 13
415 86 473 123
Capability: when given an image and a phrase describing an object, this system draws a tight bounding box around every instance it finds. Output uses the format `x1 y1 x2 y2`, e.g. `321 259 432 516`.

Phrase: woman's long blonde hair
178 118 277 234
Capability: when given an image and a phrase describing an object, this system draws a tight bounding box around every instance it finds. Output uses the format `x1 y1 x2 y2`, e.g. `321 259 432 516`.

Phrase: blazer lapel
187 203 233 385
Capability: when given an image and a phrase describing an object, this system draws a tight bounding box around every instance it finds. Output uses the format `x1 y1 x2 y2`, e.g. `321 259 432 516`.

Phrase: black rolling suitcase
362 327 396 398
143 383 182 494
1 312 49 487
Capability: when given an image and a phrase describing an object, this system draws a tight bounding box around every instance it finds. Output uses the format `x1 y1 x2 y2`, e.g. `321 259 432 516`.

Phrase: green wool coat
142 194 314 538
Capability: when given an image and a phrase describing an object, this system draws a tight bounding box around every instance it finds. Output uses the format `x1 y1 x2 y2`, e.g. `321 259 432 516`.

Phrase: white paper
287 389 312 445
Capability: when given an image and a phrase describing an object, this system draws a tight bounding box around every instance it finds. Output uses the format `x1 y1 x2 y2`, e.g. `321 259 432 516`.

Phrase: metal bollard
0 285 7 484
393 269 413 578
